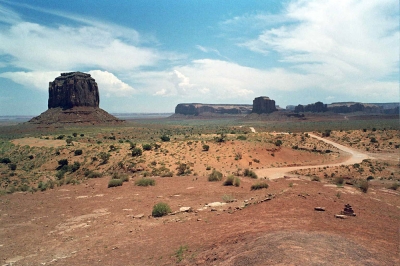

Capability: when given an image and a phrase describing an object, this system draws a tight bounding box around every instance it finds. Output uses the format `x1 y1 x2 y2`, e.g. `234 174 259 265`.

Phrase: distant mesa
28 72 122 125
251 96 277 114
174 103 252 116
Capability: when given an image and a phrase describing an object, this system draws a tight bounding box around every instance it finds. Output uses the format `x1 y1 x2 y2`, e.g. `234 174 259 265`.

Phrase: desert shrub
99 152 110 164
206 166 211 170
0 157 11 164
233 176 241 187
251 182 269 190
335 176 344 185
85 170 102 178
311 176 320 182
275 140 283 147
152 202 171 217
243 169 258 179
387 182 399 191
73 132 78 137
80 134 84 137
176 163 191 176
322 129 331 137
214 133 226 143
357 179 369 193
38 181 48 191
56 170 66 180
253 158 260 163
160 135 170 142
292 145 298 150
8 163 17 171
202 144 210 151
223 175 235 186
234 152 242 160
208 169 223 181
370 137 378 143
120 174 129 182
135 178 155 186
131 147 143 157
108 179 123 188
70 161 80 172
366 176 374 181
109 145 117 151
28 155 34 160
56 135 65 140
58 159 68 168
65 138 73 145
237 135 247 140
142 144 152 151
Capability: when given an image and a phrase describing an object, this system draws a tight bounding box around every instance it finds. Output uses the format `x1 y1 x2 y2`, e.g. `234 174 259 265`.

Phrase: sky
0 0 398 115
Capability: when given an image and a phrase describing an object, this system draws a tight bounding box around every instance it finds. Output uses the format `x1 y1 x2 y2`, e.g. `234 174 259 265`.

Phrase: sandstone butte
28 72 122 125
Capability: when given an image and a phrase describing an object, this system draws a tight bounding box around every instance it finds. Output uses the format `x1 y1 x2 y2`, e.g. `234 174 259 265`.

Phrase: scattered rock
314 207 326 211
341 204 356 216
133 214 144 219
179 207 193 213
335 214 347 219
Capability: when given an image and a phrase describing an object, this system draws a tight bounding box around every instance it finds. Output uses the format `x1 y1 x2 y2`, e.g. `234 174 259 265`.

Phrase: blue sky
0 0 398 115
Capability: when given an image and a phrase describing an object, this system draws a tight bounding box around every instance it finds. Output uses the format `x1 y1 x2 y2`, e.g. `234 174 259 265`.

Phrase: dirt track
255 133 371 179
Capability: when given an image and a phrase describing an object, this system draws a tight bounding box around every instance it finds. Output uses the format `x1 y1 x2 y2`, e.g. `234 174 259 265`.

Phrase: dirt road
255 133 371 179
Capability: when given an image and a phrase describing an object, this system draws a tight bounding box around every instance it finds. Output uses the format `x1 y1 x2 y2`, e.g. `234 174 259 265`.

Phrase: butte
28 72 123 125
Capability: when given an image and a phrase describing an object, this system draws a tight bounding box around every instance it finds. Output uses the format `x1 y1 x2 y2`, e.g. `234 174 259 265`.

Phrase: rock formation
48 72 99 109
174 103 252 116
28 72 122 125
251 97 277 114
295 101 328 113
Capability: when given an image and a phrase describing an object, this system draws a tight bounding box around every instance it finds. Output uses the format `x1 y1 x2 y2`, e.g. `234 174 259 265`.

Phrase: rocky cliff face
48 72 100 109
28 72 122 125
175 103 252 116
251 97 277 114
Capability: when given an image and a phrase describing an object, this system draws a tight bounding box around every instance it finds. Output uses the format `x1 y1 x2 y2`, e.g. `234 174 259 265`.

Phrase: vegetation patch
251 182 269 190
152 202 171 217
208 169 223 181
135 178 155 186
108 179 123 188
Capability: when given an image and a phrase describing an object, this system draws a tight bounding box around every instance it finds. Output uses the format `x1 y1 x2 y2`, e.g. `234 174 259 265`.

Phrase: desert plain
0 116 399 265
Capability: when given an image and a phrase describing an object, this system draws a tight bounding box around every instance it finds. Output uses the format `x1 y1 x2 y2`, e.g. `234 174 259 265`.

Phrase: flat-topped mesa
48 72 99 109
175 103 252 116
251 96 277 114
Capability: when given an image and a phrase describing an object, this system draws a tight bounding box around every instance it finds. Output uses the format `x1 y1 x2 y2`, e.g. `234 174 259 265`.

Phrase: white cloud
88 70 136 97
241 0 399 80
0 21 161 71
0 71 61 90
0 70 136 97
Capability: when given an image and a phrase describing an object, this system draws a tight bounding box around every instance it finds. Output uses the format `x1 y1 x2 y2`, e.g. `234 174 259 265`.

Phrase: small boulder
179 207 193 213
314 207 326 211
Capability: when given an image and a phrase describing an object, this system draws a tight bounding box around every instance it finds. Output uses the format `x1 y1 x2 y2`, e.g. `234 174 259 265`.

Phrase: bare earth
1 129 399 265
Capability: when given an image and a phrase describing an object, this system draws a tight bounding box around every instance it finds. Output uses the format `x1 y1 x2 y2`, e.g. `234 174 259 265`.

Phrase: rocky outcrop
251 97 277 114
174 103 252 116
295 101 328 113
48 72 99 109
28 72 122 125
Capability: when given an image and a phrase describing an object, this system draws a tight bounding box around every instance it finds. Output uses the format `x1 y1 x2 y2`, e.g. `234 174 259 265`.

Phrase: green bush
233 177 241 187
208 169 223 182
135 178 155 186
131 147 143 157
142 144 152 151
236 135 247 140
0 157 11 164
251 182 269 190
70 161 80 172
85 170 102 178
311 176 320 182
275 140 283 147
243 169 258 179
335 176 344 185
58 159 68 168
176 163 191 176
152 202 171 217
388 182 399 190
56 170 66 180
357 179 369 193
202 144 210 151
8 163 17 171
160 135 170 142
108 179 123 188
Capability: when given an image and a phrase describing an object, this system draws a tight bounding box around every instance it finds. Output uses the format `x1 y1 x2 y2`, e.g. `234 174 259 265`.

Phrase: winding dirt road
254 133 371 179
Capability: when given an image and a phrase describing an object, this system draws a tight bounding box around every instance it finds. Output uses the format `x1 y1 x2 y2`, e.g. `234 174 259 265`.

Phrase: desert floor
0 121 399 265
